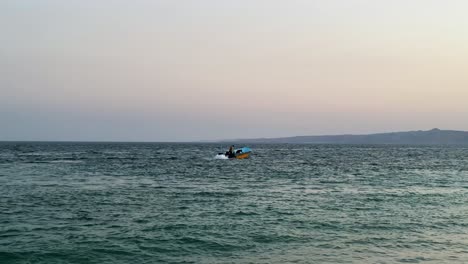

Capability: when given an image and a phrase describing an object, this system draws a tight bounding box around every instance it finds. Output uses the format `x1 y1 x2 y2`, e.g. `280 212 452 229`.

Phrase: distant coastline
3 128 468 145
223 128 468 145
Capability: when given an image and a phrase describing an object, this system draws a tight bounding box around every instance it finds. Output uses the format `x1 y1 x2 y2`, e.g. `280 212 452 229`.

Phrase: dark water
1 142 468 263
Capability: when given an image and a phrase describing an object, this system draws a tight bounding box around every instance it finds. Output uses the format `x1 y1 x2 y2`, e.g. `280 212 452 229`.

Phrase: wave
214 154 228 160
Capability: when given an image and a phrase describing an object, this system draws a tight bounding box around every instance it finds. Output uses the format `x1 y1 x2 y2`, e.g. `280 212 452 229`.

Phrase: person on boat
226 145 235 158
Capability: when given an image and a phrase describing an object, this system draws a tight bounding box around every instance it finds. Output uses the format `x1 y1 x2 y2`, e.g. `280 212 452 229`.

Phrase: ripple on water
1 143 468 263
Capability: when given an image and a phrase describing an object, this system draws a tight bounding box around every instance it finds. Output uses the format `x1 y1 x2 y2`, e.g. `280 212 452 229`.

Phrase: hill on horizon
225 128 468 145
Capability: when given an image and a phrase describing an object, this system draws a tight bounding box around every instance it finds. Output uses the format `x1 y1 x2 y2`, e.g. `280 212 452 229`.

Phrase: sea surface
1 142 468 264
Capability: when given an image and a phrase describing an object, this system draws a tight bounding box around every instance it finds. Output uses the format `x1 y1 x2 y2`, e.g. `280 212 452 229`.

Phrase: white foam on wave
214 154 228 160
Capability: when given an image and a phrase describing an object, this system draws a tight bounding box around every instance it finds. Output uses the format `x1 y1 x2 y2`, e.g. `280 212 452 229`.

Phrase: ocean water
1 142 468 264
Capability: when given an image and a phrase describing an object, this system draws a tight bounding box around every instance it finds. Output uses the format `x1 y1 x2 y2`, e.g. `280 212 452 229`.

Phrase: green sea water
1 142 468 263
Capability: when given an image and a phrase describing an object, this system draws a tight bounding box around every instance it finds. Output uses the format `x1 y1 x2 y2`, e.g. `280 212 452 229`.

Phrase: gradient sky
1 0 468 141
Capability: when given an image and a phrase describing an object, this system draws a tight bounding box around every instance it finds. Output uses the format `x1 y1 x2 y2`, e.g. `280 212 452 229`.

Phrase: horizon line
2 128 467 143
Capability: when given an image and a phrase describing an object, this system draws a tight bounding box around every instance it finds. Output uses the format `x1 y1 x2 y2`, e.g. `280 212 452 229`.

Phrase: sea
1 142 468 264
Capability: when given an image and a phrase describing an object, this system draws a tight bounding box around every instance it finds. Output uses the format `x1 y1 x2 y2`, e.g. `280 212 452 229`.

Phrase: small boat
218 147 252 159
232 147 252 159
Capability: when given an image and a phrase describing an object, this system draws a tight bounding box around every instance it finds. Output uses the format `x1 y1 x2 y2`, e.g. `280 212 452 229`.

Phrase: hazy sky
2 0 468 141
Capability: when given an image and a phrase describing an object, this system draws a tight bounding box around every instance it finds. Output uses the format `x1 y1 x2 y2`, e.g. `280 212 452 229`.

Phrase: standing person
228 145 235 158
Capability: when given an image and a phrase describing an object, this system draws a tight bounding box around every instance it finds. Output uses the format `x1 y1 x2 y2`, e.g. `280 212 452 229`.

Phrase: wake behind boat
217 146 252 159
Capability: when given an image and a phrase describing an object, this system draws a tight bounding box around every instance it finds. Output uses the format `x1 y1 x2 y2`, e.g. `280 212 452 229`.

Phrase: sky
1 0 468 141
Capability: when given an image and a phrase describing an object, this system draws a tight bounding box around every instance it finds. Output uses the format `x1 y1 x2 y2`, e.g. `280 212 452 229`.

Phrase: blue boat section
236 147 252 153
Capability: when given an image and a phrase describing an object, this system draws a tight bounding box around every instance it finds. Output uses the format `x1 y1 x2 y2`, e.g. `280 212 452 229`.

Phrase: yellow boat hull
235 152 250 159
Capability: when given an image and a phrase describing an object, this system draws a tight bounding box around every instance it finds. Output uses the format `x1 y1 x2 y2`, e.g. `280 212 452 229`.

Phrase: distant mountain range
227 129 468 145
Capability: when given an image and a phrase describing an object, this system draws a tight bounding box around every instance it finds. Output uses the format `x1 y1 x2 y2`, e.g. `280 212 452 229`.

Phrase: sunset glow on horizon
2 0 468 141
